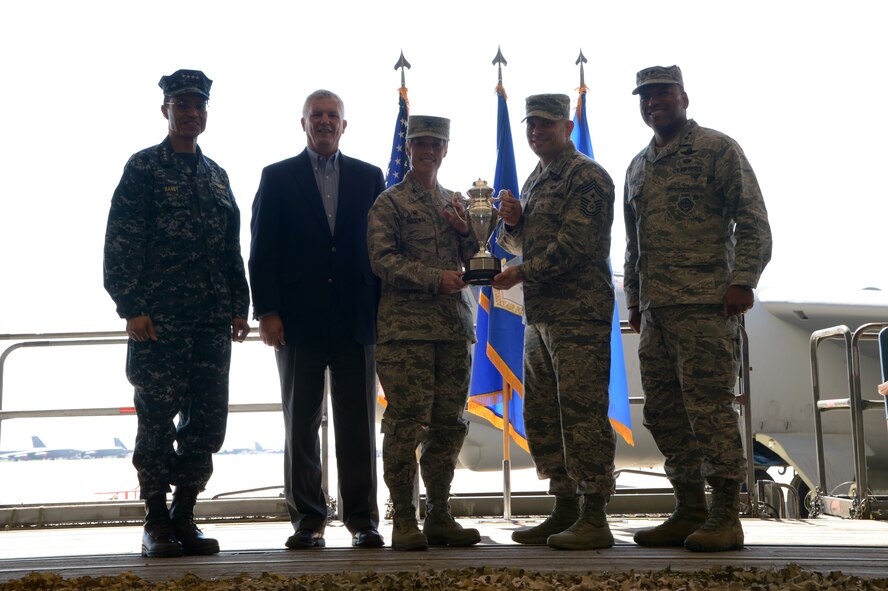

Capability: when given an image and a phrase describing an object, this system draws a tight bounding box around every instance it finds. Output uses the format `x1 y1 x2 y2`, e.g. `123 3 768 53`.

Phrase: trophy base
464 257 502 286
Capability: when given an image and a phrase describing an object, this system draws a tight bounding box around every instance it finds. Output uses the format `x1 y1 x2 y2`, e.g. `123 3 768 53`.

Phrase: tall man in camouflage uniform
624 66 772 552
103 69 251 558
492 94 617 551
367 116 481 551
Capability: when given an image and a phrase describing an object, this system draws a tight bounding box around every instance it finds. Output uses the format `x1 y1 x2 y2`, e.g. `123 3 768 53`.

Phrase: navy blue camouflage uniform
103 137 250 499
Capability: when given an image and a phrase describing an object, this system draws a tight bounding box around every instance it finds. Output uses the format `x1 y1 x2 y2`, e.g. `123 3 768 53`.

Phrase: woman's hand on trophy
438 270 468 294
497 190 522 227
443 192 470 235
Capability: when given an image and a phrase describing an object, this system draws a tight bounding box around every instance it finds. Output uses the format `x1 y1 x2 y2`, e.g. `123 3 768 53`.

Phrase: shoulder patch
577 179 605 218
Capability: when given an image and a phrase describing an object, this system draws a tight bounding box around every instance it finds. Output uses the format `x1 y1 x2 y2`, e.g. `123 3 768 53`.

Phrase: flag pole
493 46 513 521
390 50 421 519
501 381 512 520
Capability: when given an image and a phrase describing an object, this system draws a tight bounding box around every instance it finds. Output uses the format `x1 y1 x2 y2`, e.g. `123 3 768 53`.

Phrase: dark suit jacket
249 149 385 347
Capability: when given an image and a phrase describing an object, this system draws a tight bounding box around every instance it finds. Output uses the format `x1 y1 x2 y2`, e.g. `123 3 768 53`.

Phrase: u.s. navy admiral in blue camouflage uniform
493 94 617 551
624 66 772 552
103 69 251 558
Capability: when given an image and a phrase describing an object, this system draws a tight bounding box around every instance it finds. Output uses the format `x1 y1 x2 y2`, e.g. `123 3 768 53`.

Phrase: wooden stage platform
1 516 887 583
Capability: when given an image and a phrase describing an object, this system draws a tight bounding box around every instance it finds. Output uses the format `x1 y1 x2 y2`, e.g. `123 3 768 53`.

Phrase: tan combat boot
684 477 744 552
391 497 428 552
634 481 708 547
422 492 480 547
547 494 614 550
511 495 580 545
392 516 428 551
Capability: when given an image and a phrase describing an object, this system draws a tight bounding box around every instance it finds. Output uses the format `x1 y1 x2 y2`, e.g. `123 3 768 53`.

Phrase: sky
0 0 886 448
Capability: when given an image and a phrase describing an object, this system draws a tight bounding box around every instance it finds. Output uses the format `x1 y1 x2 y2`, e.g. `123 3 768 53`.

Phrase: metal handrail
0 330 270 444
849 322 888 503
810 322 888 515
3 323 759 520
810 325 853 500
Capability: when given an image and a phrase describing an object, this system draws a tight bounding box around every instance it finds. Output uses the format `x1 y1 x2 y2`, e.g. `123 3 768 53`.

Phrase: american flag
385 87 409 188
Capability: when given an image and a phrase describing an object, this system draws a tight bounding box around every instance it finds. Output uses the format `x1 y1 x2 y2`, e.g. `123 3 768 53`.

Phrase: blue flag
467 85 528 451
385 87 409 189
571 84 634 446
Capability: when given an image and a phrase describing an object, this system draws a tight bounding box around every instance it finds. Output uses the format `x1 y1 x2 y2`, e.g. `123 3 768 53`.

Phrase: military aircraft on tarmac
80 437 132 459
0 435 82 461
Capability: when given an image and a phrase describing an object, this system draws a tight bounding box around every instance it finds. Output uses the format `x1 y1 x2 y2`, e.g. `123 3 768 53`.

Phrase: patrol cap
523 94 570 121
632 65 683 95
406 115 450 141
158 69 212 99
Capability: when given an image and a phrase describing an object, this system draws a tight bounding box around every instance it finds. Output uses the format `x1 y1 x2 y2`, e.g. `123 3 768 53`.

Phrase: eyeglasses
166 101 208 113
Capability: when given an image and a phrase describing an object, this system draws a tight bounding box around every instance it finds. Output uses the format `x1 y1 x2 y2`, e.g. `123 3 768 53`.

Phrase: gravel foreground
2 565 887 591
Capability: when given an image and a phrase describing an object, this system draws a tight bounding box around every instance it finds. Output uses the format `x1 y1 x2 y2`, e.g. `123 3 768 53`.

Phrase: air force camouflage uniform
498 106 616 500
624 117 772 486
104 133 249 499
367 167 478 512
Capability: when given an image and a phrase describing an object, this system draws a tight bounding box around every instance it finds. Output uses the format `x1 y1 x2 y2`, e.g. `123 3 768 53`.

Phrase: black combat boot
684 477 744 552
511 495 580 545
169 486 220 555
422 488 480 547
142 493 183 558
547 494 614 550
634 481 708 546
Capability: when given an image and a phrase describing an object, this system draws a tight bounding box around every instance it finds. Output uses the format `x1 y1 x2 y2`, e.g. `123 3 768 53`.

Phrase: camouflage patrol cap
158 69 212 99
632 65 683 95
406 115 450 141
523 94 570 121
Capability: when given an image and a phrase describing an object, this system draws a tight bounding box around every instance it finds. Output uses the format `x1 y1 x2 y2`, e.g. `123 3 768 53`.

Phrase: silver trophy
461 179 501 286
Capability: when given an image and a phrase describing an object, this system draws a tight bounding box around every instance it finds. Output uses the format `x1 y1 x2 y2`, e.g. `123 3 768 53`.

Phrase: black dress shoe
285 529 325 549
352 527 384 548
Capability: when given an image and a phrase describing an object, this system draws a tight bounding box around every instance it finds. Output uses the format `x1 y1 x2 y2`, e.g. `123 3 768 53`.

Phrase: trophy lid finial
468 179 494 199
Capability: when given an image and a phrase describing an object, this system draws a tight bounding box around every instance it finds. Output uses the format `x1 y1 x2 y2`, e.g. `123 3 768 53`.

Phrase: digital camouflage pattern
497 140 617 497
375 341 471 506
523 93 570 121
623 119 772 487
406 115 450 141
498 140 616 325
367 172 478 344
103 137 249 498
104 137 249 321
639 306 745 483
623 120 772 311
128 314 232 496
367 171 477 515
524 320 615 497
632 65 684 95
158 69 212 99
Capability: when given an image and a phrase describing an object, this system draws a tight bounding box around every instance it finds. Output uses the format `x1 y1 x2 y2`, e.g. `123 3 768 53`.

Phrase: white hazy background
0 0 886 461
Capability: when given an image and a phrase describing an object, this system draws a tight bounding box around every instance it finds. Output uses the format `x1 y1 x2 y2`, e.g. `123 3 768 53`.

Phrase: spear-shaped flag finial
575 49 588 89
394 50 411 89
492 46 507 86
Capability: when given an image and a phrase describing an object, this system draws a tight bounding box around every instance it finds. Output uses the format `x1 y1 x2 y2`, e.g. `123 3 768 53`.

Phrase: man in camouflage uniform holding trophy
367 115 482 551
624 65 772 552
493 94 617 551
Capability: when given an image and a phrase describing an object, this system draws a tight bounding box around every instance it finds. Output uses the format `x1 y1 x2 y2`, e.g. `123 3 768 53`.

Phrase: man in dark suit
249 89 385 549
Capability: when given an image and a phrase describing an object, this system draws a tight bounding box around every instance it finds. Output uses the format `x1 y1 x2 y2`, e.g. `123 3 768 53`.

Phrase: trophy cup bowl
462 179 502 286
